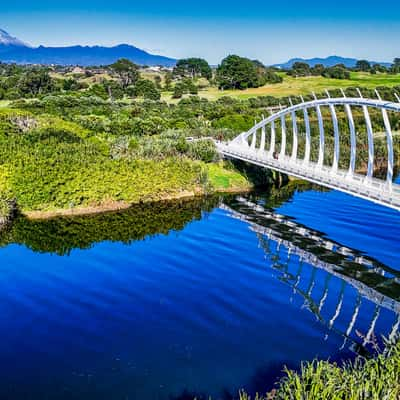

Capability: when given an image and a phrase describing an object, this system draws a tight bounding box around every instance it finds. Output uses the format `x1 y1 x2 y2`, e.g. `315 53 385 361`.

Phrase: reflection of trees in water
222 197 400 354
0 197 221 256
0 181 308 256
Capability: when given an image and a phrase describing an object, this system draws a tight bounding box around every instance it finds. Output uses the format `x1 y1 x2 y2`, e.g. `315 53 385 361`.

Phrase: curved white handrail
218 95 400 211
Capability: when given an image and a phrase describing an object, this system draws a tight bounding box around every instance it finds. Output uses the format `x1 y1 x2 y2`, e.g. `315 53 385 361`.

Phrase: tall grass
239 339 400 400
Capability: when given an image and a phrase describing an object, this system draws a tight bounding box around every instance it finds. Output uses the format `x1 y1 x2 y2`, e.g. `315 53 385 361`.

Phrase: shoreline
22 187 252 221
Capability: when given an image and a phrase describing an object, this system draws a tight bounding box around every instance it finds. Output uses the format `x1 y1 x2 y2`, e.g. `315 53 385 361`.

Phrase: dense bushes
0 133 204 210
0 108 247 212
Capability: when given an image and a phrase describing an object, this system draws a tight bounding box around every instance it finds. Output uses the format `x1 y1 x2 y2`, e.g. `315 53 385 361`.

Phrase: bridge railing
216 92 400 210
228 96 400 188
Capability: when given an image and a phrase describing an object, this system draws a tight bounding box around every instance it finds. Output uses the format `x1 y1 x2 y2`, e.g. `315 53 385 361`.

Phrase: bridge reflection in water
222 196 400 354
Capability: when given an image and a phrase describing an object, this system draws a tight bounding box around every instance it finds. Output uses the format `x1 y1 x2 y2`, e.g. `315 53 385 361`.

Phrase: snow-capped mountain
0 28 176 66
0 29 28 47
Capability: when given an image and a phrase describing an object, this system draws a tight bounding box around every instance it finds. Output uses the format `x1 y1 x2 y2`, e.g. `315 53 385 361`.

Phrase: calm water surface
0 184 399 399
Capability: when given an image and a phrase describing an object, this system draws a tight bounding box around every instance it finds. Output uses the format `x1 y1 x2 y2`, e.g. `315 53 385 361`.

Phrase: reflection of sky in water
0 189 398 399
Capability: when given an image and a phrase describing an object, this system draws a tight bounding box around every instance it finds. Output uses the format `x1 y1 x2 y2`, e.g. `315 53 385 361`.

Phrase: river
0 182 399 399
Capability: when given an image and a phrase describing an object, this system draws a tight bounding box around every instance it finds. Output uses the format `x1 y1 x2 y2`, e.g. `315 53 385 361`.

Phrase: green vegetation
216 55 282 90
173 58 212 80
0 57 400 216
239 339 400 400
0 106 250 213
186 72 400 101
207 162 251 190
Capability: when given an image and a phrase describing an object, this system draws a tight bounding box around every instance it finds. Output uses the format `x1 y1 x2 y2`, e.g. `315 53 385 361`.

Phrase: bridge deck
217 142 400 211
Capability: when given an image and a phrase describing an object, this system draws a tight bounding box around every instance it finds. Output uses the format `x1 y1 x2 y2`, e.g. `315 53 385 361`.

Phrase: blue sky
1 0 399 64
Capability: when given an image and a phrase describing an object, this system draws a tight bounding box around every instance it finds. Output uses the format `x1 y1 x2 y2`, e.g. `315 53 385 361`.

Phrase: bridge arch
217 95 400 211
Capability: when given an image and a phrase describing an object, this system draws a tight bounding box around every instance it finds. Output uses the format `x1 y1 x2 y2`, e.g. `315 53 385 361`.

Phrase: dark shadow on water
169 389 209 400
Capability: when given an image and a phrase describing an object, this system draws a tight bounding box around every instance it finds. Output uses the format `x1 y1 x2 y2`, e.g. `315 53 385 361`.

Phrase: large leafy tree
392 58 400 73
322 65 350 79
110 58 140 88
130 79 161 101
356 60 371 72
216 55 261 90
17 69 55 97
289 62 312 77
173 58 212 80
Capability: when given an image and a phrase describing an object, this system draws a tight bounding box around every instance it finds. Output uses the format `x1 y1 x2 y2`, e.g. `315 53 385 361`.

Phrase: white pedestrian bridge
215 92 400 211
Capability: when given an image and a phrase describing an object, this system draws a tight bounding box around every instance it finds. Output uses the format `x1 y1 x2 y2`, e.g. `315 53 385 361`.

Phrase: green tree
356 60 371 72
322 66 350 79
311 64 325 76
132 79 161 101
173 58 212 80
154 75 162 90
17 69 55 97
391 58 400 74
110 58 140 88
216 55 261 90
264 68 283 84
289 62 311 77
164 72 173 91
102 80 125 100
172 83 185 99
371 64 387 74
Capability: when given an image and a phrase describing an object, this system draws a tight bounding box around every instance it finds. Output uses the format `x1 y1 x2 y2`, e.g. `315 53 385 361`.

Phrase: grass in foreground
239 339 400 400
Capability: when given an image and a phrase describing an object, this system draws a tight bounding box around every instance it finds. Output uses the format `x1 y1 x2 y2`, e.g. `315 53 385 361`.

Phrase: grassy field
48 68 400 103
0 100 10 108
161 72 400 102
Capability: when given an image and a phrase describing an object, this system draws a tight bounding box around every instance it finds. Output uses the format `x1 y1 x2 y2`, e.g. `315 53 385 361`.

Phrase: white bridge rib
218 96 400 211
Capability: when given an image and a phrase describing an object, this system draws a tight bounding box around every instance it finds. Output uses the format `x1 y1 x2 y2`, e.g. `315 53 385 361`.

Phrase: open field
162 72 400 102
0 100 10 108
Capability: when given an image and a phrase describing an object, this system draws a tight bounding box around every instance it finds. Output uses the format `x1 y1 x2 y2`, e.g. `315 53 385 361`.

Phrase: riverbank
22 185 252 220
0 159 252 220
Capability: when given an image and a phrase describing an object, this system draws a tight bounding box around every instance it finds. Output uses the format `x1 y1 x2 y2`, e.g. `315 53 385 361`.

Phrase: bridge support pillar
250 129 257 150
259 125 266 154
363 105 375 181
268 121 276 158
290 112 298 162
316 105 325 167
303 108 311 165
279 115 287 159
344 104 356 179
329 104 340 173
381 108 394 190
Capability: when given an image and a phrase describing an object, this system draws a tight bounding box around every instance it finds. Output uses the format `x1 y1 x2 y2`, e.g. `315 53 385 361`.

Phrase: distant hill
0 29 176 67
274 56 392 69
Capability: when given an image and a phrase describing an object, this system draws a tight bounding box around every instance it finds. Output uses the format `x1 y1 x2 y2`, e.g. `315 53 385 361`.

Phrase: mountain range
274 55 392 69
0 29 177 67
0 29 393 69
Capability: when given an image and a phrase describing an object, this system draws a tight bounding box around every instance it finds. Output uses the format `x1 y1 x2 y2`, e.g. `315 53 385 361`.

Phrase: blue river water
0 183 399 399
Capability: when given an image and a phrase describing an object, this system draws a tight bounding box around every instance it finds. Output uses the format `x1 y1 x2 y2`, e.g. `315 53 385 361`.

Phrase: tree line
287 58 400 79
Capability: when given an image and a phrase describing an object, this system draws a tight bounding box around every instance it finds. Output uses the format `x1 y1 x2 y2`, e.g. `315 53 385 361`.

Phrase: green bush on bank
240 339 400 400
